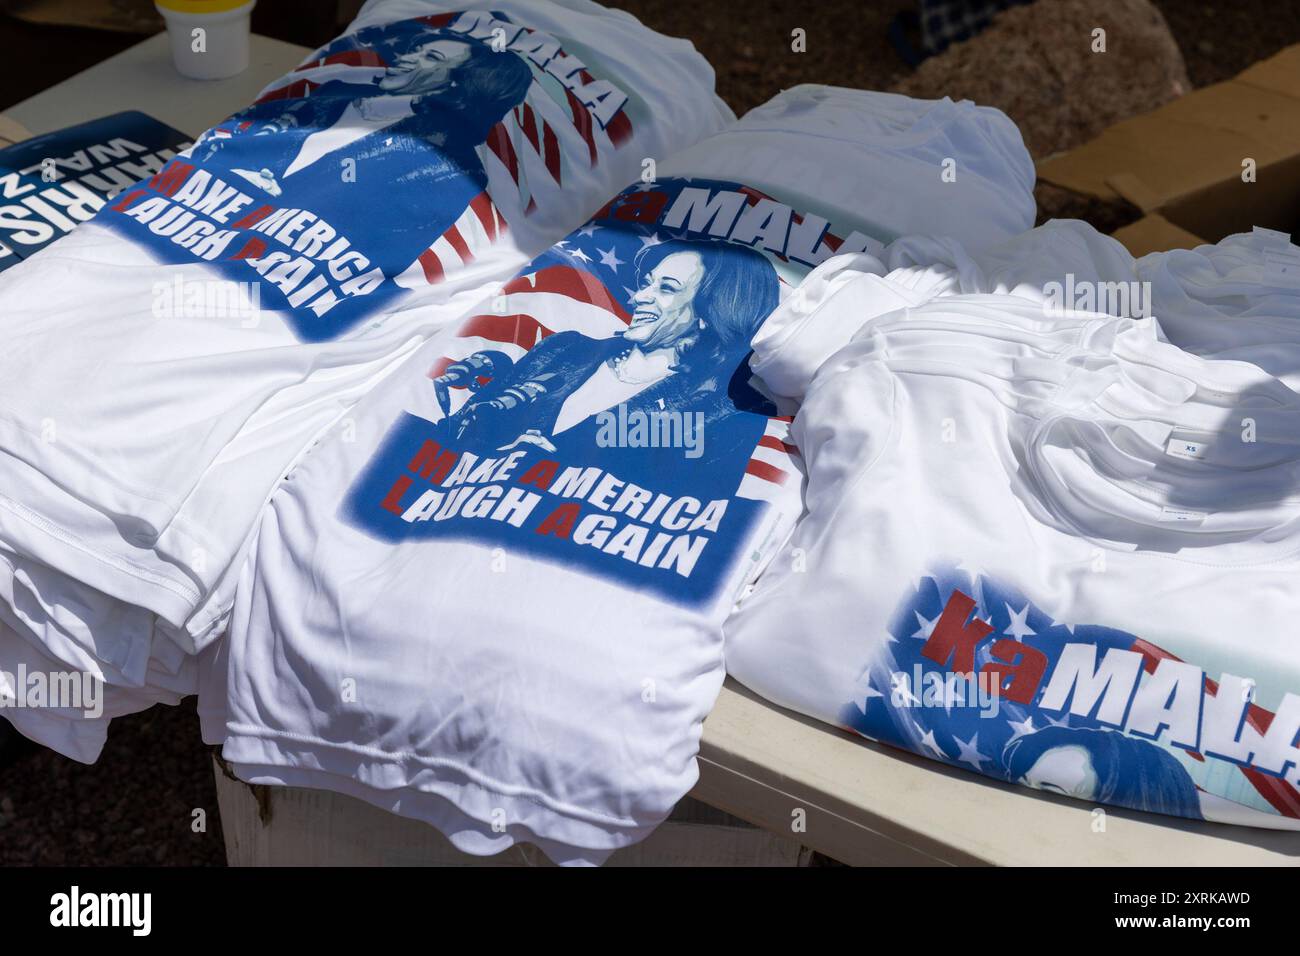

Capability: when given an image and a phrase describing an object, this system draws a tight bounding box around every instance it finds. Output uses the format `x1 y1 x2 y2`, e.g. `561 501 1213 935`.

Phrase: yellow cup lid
156 0 252 14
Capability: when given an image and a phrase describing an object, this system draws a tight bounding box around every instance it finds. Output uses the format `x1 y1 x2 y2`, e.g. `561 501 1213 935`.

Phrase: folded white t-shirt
747 237 1169 405
0 618 193 765
0 0 731 643
1136 227 1300 384
658 84 1036 253
727 301 1300 830
201 86 1039 862
854 221 1300 397
0 0 735 747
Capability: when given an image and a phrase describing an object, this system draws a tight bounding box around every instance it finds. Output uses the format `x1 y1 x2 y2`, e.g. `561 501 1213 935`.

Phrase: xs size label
1165 436 1209 461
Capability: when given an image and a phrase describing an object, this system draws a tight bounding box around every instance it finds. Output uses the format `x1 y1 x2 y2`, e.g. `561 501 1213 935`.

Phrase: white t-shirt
0 0 732 703
206 240 807 865
199 87 1040 862
855 221 1300 398
1137 227 1300 387
725 298 1300 829
0 617 193 765
658 85 1036 254
882 218 1141 303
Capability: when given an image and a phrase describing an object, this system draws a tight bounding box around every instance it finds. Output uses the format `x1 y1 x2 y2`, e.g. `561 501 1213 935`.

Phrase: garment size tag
1196 387 1237 403
1158 505 1208 523
1253 225 1295 247
1165 436 1209 461
1263 250 1300 289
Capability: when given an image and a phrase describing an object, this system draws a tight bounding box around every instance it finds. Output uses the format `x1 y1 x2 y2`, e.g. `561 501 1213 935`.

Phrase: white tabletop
6 32 312 138
697 679 1300 865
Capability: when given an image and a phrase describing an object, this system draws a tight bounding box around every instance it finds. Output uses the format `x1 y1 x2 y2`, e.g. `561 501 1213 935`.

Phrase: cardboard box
0 115 32 150
1038 43 1300 256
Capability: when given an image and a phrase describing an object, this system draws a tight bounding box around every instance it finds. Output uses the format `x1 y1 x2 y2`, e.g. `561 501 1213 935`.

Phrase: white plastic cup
155 0 257 80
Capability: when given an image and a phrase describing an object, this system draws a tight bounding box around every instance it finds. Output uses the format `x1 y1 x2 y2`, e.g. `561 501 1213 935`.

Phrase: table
698 679 1300 865
5 31 311 138
8 32 1300 868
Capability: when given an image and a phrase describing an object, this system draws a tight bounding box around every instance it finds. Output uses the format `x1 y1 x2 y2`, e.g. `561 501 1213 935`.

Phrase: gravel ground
2 0 1300 866
0 700 225 865
613 0 916 115
617 0 1300 114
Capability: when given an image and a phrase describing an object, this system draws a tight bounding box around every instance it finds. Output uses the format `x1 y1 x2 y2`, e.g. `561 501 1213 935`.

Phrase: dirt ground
623 0 1300 113
2 0 1300 866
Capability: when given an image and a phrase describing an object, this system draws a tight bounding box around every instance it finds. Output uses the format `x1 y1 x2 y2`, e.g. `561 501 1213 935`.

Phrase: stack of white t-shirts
864 220 1300 397
878 218 1142 305
747 257 1144 406
1135 227 1300 388
915 222 1300 396
725 282 1300 830
197 86 1037 864
0 0 736 761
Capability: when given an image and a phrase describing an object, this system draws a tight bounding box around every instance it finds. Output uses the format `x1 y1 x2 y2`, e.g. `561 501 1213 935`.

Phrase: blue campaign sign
0 111 192 270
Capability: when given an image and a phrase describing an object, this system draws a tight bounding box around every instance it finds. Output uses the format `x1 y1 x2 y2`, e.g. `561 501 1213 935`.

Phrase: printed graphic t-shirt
725 297 1300 830
206 178 813 864
203 84 1039 859
0 0 733 647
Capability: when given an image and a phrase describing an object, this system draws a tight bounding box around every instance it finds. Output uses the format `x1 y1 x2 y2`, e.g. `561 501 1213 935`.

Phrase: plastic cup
154 0 257 81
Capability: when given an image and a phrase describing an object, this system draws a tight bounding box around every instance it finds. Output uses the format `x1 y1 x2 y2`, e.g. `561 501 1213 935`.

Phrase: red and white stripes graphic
292 48 387 72
247 18 635 284
394 191 506 290
253 78 322 105
737 417 801 503
479 30 635 219
428 263 631 414
1131 638 1300 819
